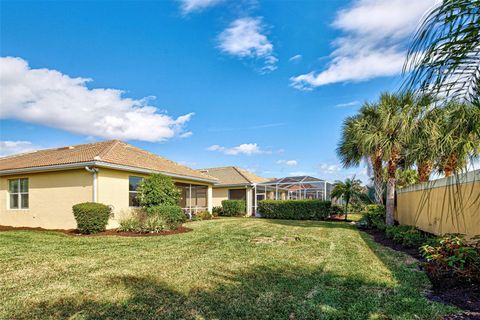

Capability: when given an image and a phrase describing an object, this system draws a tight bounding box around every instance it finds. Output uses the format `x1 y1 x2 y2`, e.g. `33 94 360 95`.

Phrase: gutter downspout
85 166 98 202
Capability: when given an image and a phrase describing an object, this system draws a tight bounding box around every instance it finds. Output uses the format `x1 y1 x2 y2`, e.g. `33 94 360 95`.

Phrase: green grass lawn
347 213 363 221
0 218 457 319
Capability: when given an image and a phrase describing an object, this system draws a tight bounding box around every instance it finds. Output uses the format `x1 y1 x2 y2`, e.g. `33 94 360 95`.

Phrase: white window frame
128 176 144 207
8 178 29 210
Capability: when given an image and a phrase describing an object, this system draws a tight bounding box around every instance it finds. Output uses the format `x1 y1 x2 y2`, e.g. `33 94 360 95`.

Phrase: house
0 140 218 229
198 166 271 216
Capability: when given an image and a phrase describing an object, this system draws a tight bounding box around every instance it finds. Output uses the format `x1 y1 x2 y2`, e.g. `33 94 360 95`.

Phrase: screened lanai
254 176 334 214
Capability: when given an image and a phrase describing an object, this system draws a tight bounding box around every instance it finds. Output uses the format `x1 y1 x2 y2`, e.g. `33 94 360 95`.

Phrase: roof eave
0 161 219 184
213 183 253 188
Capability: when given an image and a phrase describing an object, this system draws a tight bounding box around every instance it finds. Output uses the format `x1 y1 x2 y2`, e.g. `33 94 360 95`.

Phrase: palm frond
404 0 480 105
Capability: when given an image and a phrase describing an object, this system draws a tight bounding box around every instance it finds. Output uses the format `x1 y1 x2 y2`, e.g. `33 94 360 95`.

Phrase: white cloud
207 143 270 155
0 57 194 142
318 162 370 184
291 0 436 89
218 17 277 73
179 131 193 138
289 54 302 62
0 140 37 156
319 163 341 174
277 159 298 166
335 100 360 108
179 0 222 14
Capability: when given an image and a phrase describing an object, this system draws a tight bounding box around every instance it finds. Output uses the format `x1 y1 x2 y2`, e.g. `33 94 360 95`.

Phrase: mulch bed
67 226 192 237
363 228 480 319
364 228 423 259
0 225 192 237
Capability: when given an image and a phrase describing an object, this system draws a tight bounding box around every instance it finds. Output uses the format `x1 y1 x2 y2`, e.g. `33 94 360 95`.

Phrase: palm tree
331 177 363 221
337 103 384 204
437 102 480 177
406 97 443 182
404 0 480 105
368 92 417 225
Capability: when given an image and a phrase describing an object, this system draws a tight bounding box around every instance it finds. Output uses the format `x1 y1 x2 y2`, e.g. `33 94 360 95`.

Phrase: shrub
347 202 367 213
145 205 186 230
143 215 166 233
359 205 385 229
212 206 223 217
72 202 111 234
384 225 435 248
119 205 186 232
421 234 480 282
118 214 143 232
221 200 246 216
197 210 213 220
402 229 434 248
330 204 344 216
257 200 331 220
137 174 180 208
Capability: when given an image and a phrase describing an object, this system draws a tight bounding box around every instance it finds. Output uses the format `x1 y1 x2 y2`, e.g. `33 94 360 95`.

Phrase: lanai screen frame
254 176 333 214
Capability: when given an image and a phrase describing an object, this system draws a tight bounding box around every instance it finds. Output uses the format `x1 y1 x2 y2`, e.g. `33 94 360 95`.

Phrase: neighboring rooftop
260 176 326 186
0 140 218 182
199 166 270 186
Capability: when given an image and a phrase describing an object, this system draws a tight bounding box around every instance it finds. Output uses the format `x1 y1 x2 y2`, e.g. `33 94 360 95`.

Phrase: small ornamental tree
137 174 181 208
331 177 363 221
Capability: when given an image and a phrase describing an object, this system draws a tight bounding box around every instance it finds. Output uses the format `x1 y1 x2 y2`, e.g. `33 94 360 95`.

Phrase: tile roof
0 140 218 182
199 166 270 186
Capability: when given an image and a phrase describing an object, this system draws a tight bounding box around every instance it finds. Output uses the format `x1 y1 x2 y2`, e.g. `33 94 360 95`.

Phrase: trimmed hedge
73 202 111 234
257 200 331 220
330 204 344 215
221 200 246 216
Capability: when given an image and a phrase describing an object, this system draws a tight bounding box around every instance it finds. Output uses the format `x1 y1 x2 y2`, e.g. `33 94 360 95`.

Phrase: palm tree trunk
443 154 458 177
386 149 399 225
417 160 433 182
371 151 384 204
344 198 349 221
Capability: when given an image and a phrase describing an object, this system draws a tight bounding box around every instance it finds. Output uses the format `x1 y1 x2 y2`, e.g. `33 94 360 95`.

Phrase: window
9 178 29 209
229 189 246 200
129 176 144 207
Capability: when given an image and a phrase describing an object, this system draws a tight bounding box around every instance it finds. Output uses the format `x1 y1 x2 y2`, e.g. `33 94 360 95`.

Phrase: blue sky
0 0 436 183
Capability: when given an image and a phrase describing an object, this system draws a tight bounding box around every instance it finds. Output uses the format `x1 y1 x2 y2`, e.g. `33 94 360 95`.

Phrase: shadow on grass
10 253 455 319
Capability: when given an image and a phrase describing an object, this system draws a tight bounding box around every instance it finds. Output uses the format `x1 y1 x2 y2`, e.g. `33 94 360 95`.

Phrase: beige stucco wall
0 169 92 229
396 171 480 236
1 167 214 230
212 187 230 207
97 168 149 228
212 186 255 216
